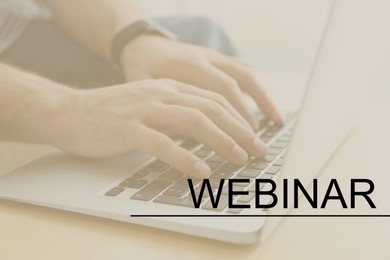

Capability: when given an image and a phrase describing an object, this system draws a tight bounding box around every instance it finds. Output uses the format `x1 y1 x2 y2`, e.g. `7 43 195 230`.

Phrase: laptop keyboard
104 112 297 214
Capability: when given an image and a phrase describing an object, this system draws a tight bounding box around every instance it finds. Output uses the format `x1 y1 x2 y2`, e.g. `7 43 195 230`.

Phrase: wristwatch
110 19 178 67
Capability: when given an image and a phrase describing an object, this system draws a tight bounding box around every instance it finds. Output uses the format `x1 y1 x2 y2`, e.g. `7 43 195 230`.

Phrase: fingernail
274 111 285 125
232 145 248 163
194 161 211 178
253 138 268 157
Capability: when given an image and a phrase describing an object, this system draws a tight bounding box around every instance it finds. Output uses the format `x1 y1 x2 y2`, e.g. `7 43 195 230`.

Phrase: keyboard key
261 131 274 139
267 125 282 134
119 178 148 189
193 187 215 198
262 155 276 162
271 141 288 149
222 185 243 195
211 169 235 179
194 149 213 159
131 180 172 201
132 170 150 179
207 154 226 163
237 169 261 178
227 208 243 214
265 166 280 175
231 178 252 187
258 118 270 128
259 173 273 180
175 178 201 187
273 158 284 166
220 163 242 172
261 134 273 142
207 162 220 171
200 145 213 152
202 195 229 211
277 135 290 142
105 187 125 197
163 185 189 197
267 148 283 155
261 137 271 143
238 193 255 203
144 161 171 172
181 139 198 150
249 182 267 192
208 178 225 189
285 112 297 120
159 169 183 181
154 196 194 208
246 160 269 170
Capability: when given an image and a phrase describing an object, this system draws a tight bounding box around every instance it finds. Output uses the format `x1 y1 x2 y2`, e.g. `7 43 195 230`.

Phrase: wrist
0 63 82 149
39 85 82 148
120 34 174 70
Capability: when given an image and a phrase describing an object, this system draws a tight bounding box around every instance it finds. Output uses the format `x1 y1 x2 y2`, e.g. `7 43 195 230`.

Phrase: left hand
119 35 284 131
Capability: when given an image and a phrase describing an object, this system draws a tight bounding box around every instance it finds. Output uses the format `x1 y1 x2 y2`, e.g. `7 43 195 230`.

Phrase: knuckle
212 92 230 106
158 78 181 91
183 108 206 125
159 79 189 93
203 101 223 117
148 134 171 155
164 94 182 105
222 77 240 92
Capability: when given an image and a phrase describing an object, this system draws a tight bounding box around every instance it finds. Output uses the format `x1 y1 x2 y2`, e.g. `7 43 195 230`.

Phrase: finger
212 58 284 125
123 69 152 81
228 56 254 69
187 64 259 130
202 47 253 68
133 126 211 178
166 81 252 130
171 94 268 157
146 105 249 165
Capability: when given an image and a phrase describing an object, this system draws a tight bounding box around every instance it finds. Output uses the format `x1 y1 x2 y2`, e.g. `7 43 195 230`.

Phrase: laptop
0 0 389 244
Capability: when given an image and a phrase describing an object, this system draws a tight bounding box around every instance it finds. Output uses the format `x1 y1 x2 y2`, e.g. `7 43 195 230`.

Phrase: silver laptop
0 0 389 244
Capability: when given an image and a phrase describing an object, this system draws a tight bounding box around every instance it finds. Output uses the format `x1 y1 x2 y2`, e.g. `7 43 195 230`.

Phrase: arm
51 0 145 60
0 62 75 146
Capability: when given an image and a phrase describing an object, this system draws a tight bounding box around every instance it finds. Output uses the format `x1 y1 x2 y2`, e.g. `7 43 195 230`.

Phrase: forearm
52 0 145 60
0 63 76 146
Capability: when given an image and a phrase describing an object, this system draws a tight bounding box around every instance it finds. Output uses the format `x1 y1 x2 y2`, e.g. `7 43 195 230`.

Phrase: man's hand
53 0 283 129
60 79 268 178
120 35 284 130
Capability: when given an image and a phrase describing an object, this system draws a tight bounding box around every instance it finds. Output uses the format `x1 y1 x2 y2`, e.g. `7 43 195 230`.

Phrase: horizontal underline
131 214 390 218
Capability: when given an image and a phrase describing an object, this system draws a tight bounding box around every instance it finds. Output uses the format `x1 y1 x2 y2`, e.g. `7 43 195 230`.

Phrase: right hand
57 79 268 178
121 35 284 130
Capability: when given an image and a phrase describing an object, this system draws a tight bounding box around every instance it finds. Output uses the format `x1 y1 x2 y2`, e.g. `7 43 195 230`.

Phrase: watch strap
110 20 177 67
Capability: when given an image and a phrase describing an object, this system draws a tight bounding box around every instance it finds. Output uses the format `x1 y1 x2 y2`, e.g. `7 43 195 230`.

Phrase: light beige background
1 0 390 259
